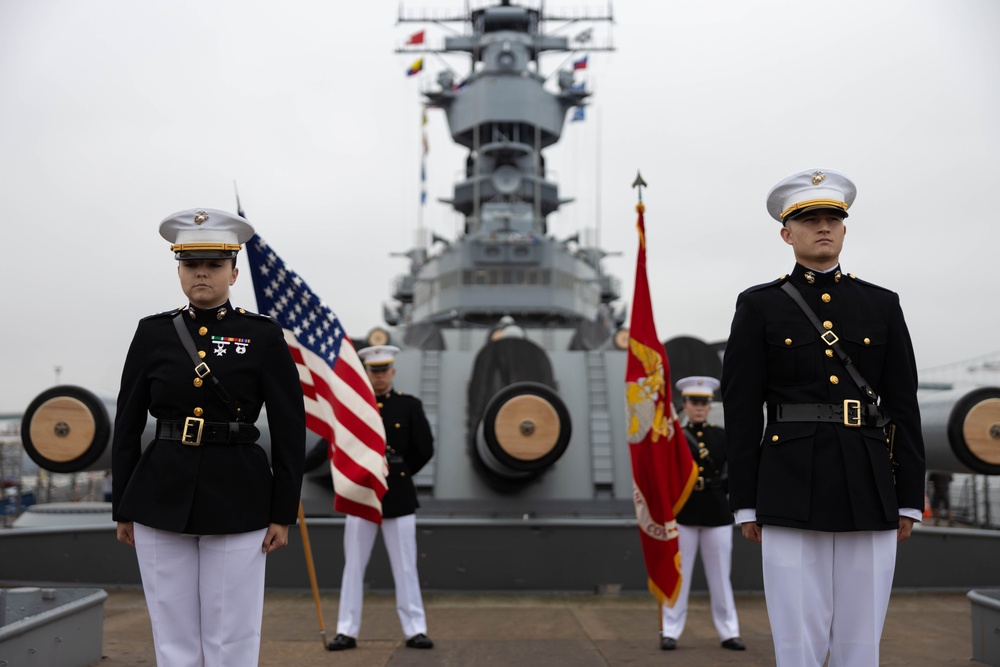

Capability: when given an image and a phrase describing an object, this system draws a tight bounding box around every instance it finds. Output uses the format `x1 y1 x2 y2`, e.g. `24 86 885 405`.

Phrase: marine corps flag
625 177 698 607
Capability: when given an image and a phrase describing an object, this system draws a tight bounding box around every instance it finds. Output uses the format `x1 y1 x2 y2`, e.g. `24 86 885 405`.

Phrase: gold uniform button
377 402 384 408
193 407 204 417
198 350 206 359
395 423 401 429
822 293 831 303
830 375 839 385
696 431 703 437
198 326 208 336
400 472 406 477
823 320 833 330
193 377 203 387
771 435 779 442
864 337 871 345
825 349 834 358
698 466 704 472
784 338 792 346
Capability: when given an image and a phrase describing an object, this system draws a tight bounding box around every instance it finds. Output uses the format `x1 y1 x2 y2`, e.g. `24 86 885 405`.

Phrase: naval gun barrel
21 386 119 473
468 336 572 482
919 385 1000 474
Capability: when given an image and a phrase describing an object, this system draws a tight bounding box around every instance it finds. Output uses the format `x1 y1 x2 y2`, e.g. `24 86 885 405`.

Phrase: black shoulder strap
172 312 243 421
681 425 699 454
780 281 880 405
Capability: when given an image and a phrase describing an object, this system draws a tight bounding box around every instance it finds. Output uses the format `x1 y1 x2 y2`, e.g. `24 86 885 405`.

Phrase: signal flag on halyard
421 106 429 205
406 30 425 45
246 236 389 524
572 54 588 70
624 197 698 608
406 57 424 77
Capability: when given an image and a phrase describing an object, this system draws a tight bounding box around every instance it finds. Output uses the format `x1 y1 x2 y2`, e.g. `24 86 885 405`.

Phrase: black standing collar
789 263 843 288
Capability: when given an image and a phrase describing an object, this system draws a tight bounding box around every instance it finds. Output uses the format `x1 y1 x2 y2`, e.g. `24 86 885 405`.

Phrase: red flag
246 235 389 524
406 30 425 45
625 200 698 607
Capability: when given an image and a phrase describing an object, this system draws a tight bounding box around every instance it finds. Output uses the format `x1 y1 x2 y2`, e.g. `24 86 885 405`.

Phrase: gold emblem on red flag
625 338 669 443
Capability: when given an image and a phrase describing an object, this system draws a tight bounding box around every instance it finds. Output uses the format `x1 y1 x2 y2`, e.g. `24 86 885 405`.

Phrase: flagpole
297 501 333 649
595 105 602 248
632 170 658 636
418 105 426 236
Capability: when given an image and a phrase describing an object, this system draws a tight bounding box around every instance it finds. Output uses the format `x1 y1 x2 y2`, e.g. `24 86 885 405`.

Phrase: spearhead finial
632 171 647 203
233 181 246 219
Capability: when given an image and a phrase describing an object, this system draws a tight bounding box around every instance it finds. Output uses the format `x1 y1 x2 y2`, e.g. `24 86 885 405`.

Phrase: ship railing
950 474 1000 530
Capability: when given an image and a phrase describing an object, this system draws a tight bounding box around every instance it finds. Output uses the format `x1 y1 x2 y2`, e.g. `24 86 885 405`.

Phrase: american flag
245 234 389 524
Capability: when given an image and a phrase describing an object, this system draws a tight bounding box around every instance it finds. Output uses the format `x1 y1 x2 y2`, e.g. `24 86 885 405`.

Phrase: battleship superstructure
327 1 640 515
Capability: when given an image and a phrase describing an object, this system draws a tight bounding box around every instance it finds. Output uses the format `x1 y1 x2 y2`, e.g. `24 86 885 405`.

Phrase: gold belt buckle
181 417 204 445
843 399 862 427
694 476 705 491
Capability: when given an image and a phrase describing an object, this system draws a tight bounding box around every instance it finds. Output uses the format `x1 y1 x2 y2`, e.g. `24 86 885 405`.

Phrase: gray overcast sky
2 0 999 414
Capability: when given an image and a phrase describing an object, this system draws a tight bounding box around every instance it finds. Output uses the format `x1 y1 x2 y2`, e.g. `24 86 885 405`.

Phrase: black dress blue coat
721 264 925 532
112 302 305 535
374 388 434 519
675 422 732 528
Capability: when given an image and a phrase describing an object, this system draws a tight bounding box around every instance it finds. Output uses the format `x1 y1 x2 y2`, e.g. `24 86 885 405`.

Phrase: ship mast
390 2 619 336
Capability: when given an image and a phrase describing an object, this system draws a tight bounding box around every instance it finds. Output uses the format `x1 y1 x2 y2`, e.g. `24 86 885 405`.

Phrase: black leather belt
156 419 260 447
767 401 889 428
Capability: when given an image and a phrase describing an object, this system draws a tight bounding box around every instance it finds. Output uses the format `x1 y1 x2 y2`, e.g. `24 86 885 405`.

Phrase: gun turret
21 381 999 480
467 334 571 484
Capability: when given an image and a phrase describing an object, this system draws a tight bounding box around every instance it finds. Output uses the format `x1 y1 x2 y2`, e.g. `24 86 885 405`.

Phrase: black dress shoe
721 637 746 651
326 633 357 651
660 636 677 650
406 633 434 649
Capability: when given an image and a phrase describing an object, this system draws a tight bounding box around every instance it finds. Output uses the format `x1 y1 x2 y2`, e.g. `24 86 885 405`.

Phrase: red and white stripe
285 330 388 524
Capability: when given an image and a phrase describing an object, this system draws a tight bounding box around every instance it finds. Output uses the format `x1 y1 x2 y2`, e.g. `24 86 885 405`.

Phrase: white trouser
337 513 427 638
133 523 268 667
661 523 740 641
762 526 897 667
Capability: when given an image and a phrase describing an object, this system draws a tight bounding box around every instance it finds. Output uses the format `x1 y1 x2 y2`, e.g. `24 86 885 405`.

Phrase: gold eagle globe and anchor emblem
625 338 682 544
625 338 675 444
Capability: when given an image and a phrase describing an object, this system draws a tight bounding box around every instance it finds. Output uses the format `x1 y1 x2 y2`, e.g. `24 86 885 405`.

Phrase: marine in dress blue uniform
327 345 435 651
722 170 925 666
112 208 305 667
660 377 744 652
